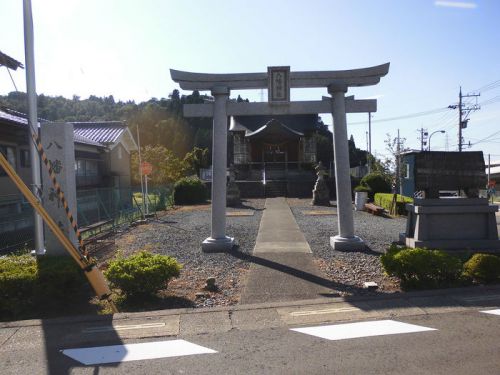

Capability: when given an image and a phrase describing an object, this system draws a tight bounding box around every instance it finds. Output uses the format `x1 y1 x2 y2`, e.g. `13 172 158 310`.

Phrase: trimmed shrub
105 251 182 297
463 253 500 283
173 176 207 205
360 173 391 200
0 255 87 321
381 247 463 290
374 193 413 215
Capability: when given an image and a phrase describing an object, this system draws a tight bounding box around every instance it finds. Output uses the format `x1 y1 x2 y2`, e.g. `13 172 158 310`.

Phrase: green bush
173 176 207 205
463 253 500 283
0 255 86 321
360 173 391 200
374 193 413 215
105 251 182 297
381 247 463 289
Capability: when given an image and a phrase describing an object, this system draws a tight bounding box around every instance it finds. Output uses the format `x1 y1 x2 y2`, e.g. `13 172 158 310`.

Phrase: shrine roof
245 119 304 139
230 114 318 135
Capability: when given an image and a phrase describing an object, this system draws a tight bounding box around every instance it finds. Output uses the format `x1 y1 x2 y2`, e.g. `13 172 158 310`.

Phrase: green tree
183 147 209 175
131 145 187 186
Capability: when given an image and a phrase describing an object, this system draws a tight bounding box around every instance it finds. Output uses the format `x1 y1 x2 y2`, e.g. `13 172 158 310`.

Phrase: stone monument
226 164 241 206
40 122 78 256
312 161 330 206
404 151 500 251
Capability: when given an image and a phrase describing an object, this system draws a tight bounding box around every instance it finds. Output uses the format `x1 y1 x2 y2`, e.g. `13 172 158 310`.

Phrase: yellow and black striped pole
32 133 88 258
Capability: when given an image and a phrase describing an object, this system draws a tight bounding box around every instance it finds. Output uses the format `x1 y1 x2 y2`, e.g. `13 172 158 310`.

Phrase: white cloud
434 1 477 9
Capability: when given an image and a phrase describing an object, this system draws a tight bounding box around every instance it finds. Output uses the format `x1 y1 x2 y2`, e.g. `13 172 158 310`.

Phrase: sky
1 0 500 162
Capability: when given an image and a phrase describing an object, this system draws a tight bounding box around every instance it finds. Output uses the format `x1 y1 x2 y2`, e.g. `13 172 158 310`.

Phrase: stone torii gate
170 63 390 252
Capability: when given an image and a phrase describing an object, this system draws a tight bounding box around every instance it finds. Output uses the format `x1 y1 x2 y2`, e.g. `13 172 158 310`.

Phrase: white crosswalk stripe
480 309 500 316
62 339 217 365
290 319 437 341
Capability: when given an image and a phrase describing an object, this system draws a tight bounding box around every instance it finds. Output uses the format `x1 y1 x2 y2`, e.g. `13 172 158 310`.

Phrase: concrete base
330 235 366 251
405 198 500 251
202 236 236 253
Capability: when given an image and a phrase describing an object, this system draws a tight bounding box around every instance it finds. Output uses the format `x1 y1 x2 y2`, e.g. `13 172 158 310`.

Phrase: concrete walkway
240 197 333 304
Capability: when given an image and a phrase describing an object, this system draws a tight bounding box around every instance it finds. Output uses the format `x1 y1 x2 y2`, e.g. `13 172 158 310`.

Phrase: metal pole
136 126 145 218
368 112 372 173
23 0 44 255
458 86 463 152
397 129 402 196
488 153 491 183
144 175 149 215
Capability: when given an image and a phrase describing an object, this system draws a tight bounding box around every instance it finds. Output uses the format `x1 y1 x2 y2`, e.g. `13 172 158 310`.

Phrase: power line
349 107 449 125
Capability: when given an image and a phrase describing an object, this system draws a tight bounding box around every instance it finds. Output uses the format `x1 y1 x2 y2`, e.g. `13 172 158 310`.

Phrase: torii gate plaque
171 63 390 252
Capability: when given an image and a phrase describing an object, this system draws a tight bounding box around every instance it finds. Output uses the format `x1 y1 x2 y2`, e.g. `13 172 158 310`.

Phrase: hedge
381 245 463 290
463 253 500 283
173 176 207 205
374 193 413 215
0 255 87 321
105 251 182 297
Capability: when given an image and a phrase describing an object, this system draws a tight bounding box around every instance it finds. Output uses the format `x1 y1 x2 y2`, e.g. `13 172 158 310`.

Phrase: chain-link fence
0 185 172 254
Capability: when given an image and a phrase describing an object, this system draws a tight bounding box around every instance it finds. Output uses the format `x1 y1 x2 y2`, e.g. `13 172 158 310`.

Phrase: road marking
481 309 500 316
460 294 500 302
291 319 436 341
82 322 166 334
62 339 217 365
289 306 360 317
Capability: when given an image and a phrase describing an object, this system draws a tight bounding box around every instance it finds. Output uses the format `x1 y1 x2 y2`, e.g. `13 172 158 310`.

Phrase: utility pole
368 112 372 173
488 153 491 183
449 86 480 151
418 127 428 151
397 129 402 196
23 0 45 255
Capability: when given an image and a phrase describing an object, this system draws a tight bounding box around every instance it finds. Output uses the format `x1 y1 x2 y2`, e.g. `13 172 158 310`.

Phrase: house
0 108 137 251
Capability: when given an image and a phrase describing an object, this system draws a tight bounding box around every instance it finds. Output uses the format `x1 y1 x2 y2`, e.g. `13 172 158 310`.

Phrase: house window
404 163 410 179
20 149 30 168
75 159 86 176
85 160 98 176
0 145 16 176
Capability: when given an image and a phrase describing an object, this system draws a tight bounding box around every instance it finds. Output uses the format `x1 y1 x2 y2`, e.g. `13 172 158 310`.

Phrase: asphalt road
2 305 500 374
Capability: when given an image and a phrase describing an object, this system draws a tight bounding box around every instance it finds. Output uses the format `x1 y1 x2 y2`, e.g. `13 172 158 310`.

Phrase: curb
2 284 500 330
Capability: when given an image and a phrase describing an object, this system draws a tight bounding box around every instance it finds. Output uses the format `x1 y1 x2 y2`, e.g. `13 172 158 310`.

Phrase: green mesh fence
0 186 172 254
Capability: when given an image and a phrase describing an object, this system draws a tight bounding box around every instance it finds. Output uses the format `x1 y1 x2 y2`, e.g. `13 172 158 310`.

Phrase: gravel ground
288 198 405 296
112 199 264 308
108 197 406 310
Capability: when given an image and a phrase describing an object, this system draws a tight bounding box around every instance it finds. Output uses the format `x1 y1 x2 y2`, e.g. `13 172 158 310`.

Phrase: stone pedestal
405 198 500 251
40 122 78 256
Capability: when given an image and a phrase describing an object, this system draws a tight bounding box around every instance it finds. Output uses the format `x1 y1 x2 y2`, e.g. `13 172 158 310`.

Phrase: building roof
0 109 120 147
0 51 23 70
245 119 304 139
73 133 104 147
0 108 28 128
71 121 127 144
230 114 318 134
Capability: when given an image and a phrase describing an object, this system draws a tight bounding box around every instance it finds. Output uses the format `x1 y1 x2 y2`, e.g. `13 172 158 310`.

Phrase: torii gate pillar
329 83 364 250
202 87 235 252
